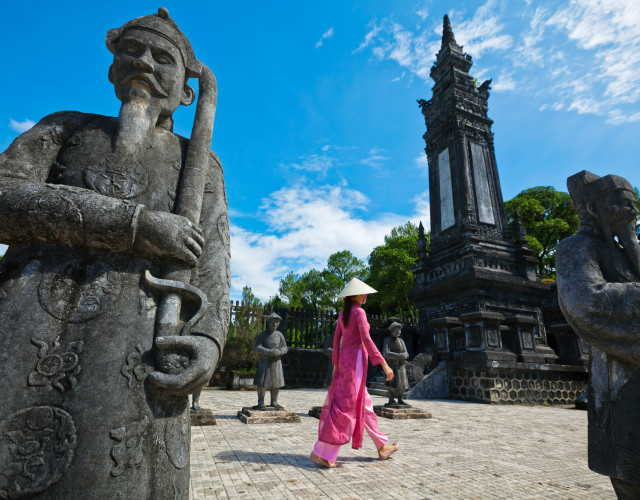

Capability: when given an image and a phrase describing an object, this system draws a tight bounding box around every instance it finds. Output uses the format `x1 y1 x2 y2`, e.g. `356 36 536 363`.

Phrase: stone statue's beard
602 218 640 281
114 81 160 158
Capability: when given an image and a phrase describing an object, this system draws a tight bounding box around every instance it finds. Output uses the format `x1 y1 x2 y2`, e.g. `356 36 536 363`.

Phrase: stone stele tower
408 16 587 404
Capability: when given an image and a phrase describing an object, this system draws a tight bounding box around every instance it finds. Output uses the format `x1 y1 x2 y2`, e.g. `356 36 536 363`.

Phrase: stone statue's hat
106 7 202 78
265 312 282 321
567 170 634 218
388 321 402 331
337 278 377 299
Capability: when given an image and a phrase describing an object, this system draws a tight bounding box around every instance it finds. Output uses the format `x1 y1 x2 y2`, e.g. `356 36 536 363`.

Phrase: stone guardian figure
253 312 288 409
556 170 640 500
382 322 410 406
0 8 229 499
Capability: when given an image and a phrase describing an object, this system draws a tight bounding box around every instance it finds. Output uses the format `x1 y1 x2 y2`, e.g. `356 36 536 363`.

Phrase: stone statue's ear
181 84 195 106
586 201 598 219
108 65 115 84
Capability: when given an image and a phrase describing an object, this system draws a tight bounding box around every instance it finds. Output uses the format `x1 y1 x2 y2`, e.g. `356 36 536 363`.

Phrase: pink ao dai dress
313 303 388 462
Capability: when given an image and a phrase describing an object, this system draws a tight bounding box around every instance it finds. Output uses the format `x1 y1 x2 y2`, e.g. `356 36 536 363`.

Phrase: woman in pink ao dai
311 278 399 468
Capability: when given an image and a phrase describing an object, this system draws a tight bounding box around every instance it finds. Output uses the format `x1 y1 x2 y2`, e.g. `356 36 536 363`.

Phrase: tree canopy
504 186 579 279
277 250 366 311
366 221 428 318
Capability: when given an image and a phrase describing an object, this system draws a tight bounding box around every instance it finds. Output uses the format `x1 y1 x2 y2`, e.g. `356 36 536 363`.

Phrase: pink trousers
313 349 387 463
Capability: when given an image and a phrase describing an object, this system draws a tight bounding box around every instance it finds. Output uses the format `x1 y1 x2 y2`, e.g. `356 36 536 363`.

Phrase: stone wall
281 348 330 388
448 362 588 405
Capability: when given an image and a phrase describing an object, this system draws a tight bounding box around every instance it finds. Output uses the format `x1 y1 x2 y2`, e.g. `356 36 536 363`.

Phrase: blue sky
1 0 639 301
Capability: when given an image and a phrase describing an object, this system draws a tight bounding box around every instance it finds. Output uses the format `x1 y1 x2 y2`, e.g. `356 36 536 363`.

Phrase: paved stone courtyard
190 388 615 499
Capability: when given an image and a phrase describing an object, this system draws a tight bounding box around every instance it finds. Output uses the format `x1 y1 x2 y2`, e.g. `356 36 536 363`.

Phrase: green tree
366 221 428 317
278 271 306 308
323 250 367 310
230 286 264 368
277 250 366 311
504 186 579 279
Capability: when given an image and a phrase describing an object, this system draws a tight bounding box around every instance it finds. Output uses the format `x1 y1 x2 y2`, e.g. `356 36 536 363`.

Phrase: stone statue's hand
147 335 218 396
135 209 205 267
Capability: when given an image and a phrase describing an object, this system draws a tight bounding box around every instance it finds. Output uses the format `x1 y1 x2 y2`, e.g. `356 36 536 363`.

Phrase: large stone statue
253 312 288 409
556 170 640 499
382 322 410 407
0 8 230 499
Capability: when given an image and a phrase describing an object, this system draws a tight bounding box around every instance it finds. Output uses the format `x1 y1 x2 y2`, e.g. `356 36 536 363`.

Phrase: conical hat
337 278 377 298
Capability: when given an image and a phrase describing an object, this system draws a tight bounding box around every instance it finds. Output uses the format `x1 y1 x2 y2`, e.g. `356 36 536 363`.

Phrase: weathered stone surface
190 409 217 426
382 322 410 406
308 406 323 418
253 312 288 408
557 170 640 494
448 362 587 405
0 8 229 499
373 405 432 420
237 407 301 424
406 361 449 399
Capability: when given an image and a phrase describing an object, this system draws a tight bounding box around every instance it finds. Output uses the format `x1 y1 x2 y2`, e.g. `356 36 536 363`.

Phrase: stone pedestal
237 407 301 424
373 405 432 419
308 406 322 418
190 408 217 426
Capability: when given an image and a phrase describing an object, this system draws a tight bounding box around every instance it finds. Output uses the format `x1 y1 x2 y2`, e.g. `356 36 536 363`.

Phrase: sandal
378 442 399 460
310 452 337 468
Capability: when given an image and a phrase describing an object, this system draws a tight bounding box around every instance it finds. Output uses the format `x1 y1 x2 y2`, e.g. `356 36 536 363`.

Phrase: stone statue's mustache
119 73 168 98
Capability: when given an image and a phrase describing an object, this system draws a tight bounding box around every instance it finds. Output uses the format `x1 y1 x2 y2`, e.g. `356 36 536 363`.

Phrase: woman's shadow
215 450 376 469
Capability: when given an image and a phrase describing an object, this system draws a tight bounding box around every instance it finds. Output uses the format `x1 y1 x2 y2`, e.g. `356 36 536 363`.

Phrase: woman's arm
355 308 394 381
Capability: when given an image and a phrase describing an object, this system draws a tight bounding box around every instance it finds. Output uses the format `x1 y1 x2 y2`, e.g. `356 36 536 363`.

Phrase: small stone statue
557 170 640 500
382 322 410 407
0 8 229 499
191 390 203 410
253 312 288 410
323 321 336 387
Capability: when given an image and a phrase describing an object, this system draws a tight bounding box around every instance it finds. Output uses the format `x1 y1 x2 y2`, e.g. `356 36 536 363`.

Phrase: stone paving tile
190 388 615 500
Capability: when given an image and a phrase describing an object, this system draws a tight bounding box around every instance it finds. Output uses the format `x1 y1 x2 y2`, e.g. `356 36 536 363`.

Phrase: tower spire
442 14 457 47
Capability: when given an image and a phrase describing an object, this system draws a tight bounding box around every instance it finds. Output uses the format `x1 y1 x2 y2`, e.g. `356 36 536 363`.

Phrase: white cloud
543 0 640 123
415 5 429 22
315 27 334 49
353 24 381 53
280 145 336 177
391 71 406 82
356 0 512 81
9 118 35 133
414 153 428 175
229 182 429 301
356 0 640 125
358 147 390 168
492 72 516 91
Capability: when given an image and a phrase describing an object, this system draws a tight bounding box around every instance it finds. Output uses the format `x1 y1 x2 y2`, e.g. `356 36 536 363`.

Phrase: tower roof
442 15 457 47
439 14 463 55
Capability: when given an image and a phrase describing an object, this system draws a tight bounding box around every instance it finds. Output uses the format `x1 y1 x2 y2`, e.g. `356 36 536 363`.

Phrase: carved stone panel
28 336 84 392
84 153 149 199
38 261 121 323
486 327 501 348
470 141 495 225
0 406 77 498
109 416 149 477
438 148 455 230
